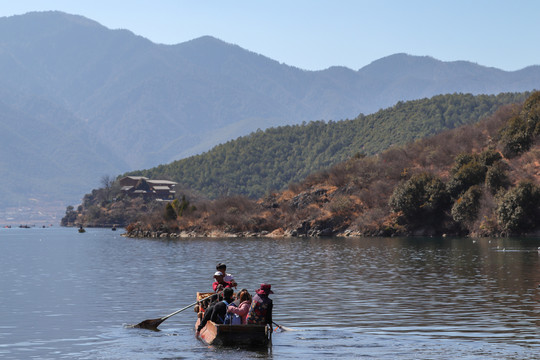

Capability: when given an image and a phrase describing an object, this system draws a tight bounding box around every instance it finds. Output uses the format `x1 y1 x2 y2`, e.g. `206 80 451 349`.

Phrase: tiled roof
123 176 148 181
147 180 177 185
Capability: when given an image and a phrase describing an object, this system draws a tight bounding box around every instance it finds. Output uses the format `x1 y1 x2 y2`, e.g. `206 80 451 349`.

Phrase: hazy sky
2 0 539 71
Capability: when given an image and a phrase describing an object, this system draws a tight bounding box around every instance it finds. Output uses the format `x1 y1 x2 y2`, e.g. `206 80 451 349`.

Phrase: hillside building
119 176 177 201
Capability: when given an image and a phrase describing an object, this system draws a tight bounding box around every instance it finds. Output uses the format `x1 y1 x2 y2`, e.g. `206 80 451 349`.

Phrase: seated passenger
212 263 237 292
226 289 252 324
196 288 235 338
246 283 273 326
195 293 219 318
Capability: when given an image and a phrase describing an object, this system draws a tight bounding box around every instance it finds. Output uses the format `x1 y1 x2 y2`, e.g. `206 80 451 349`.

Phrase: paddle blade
130 318 165 331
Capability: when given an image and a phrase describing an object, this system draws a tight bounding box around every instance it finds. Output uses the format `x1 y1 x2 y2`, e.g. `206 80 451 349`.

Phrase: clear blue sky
2 0 539 71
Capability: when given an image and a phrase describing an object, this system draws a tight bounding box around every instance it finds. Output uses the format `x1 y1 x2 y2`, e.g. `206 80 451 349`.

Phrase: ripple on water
1 230 539 359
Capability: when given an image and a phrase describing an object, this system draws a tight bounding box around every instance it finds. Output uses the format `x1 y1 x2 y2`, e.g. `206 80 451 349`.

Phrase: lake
1 227 539 359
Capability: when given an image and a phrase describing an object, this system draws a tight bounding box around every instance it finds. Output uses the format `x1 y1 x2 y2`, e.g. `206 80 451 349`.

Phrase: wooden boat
195 292 271 347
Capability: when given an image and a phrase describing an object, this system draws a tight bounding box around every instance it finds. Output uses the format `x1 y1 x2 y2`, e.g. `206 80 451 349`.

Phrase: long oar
131 293 218 330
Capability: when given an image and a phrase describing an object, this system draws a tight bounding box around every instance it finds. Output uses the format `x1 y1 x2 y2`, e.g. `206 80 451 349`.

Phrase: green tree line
126 92 529 199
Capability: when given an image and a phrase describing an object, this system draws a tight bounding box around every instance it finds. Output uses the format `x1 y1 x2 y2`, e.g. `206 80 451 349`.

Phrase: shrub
447 158 487 198
499 115 532 158
351 208 388 233
496 181 540 233
451 185 482 226
172 195 191 217
86 205 103 223
164 202 177 221
468 191 500 236
485 161 510 194
479 149 502 167
521 91 540 136
206 195 261 232
451 153 476 173
328 164 350 187
327 195 353 217
389 172 450 226
61 206 78 226
498 92 540 158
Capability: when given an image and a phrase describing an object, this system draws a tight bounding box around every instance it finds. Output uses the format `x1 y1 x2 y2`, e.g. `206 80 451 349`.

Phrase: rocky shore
122 220 433 239
122 228 366 239
122 226 514 239
122 214 368 239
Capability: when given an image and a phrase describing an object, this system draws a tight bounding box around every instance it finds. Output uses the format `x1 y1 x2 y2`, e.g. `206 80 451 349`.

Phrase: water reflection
268 237 540 340
0 228 539 359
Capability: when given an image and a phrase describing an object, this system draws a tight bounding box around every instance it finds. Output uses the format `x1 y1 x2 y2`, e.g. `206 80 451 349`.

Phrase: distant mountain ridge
1 11 540 219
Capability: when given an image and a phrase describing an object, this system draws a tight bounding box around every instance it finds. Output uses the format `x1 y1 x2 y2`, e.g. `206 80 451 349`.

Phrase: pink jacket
227 300 251 324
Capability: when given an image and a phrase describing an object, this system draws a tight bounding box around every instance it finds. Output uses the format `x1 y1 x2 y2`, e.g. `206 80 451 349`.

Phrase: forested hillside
121 91 540 238
127 92 529 199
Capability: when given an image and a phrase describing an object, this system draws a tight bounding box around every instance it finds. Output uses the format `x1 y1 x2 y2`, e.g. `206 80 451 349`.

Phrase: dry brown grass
133 96 539 237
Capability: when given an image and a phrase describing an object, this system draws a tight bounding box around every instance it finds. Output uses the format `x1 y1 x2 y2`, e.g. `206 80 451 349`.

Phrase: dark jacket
197 297 234 332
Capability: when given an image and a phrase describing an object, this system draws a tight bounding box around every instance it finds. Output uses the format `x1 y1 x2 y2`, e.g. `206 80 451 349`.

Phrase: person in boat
212 263 237 292
226 289 252 324
246 284 273 326
196 287 235 338
195 293 219 317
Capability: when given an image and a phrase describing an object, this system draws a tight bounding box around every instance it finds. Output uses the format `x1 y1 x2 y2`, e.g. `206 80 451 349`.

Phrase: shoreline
120 227 515 239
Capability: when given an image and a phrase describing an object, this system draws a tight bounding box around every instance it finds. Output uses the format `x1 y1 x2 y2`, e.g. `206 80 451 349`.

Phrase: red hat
255 283 274 295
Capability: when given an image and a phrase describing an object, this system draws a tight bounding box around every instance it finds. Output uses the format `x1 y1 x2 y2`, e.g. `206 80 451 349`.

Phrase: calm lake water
1 227 539 359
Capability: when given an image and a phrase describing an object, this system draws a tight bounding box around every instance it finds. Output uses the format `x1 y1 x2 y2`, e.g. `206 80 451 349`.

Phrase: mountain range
1 11 540 221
